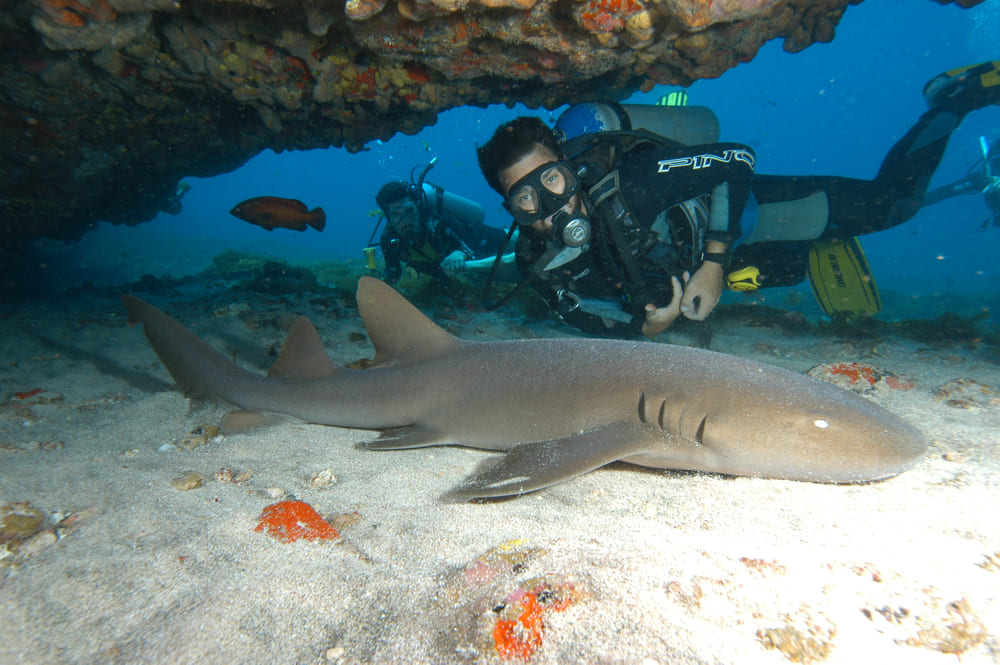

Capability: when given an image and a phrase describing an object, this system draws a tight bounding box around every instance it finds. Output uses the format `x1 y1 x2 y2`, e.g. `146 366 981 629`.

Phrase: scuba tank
418 181 485 227
554 101 720 146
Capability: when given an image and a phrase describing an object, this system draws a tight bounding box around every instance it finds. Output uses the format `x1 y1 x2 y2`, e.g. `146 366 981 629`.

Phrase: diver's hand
441 250 467 278
680 261 724 321
641 273 688 338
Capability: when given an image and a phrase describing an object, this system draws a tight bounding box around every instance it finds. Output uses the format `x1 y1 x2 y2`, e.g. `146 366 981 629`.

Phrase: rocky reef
0 0 983 246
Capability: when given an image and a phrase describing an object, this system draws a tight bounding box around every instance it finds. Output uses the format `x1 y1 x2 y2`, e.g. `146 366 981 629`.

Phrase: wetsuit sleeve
475 224 510 259
618 141 756 245
460 222 508 260
436 202 509 261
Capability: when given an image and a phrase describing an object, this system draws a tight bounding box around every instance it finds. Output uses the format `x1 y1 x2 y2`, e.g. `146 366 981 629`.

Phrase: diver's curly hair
476 117 562 196
375 181 412 213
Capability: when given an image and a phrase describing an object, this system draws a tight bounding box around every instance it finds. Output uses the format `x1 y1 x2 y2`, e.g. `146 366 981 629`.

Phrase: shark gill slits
695 415 707 445
637 392 646 424
657 400 666 430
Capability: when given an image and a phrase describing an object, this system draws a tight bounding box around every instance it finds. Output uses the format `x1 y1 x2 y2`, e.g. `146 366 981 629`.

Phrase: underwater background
5 0 999 326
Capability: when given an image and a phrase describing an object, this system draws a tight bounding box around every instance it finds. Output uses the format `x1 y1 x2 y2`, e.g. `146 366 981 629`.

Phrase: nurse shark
122 277 927 499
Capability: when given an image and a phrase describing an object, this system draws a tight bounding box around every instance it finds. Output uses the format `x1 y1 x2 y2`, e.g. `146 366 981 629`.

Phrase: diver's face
387 199 420 240
499 144 583 236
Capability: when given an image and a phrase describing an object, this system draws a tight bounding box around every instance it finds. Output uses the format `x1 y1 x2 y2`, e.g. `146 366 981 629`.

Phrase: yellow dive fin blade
807 237 881 319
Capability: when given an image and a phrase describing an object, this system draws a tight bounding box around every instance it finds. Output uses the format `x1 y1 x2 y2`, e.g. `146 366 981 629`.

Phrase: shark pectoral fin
449 422 653 500
361 424 448 450
221 410 286 434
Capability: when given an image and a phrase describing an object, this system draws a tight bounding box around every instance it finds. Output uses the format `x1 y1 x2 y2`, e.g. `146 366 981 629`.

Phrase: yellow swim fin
807 237 881 319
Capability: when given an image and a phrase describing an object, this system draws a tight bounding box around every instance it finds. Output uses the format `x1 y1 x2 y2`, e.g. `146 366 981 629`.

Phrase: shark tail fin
122 295 267 403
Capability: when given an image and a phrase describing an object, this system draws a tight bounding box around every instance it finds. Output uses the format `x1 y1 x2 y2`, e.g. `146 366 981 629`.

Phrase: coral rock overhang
0 0 983 246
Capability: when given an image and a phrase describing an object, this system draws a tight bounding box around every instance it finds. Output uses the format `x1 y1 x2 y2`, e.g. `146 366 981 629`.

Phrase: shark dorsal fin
356 276 459 365
267 316 340 379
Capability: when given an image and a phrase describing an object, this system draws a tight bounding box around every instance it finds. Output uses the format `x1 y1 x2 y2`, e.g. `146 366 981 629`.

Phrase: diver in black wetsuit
375 179 508 283
476 60 1000 338
922 136 1000 229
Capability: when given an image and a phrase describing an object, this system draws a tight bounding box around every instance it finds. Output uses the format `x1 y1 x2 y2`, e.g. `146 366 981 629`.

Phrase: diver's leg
746 62 1000 242
846 57 1000 230
865 107 964 225
749 109 966 241
749 175 876 241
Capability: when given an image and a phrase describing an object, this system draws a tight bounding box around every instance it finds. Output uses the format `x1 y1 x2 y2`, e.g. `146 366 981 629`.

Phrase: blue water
15 0 1000 322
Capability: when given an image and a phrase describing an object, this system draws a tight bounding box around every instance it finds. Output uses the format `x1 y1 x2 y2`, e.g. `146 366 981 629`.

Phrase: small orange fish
230 196 326 232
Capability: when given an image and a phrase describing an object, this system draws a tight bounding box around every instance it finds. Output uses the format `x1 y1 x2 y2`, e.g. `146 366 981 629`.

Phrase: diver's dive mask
504 161 581 226
504 161 590 247
387 199 421 241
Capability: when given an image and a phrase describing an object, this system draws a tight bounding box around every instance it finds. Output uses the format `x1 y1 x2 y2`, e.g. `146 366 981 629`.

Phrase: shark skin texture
121 277 928 499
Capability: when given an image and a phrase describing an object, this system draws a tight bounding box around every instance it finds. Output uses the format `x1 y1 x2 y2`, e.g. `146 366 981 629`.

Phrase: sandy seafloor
1 273 999 665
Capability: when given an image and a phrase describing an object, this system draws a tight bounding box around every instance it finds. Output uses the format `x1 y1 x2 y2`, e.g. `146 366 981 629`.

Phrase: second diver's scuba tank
415 181 485 227
404 157 485 230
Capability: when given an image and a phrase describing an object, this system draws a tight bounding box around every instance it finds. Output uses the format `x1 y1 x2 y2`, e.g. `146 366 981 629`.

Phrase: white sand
1 288 998 664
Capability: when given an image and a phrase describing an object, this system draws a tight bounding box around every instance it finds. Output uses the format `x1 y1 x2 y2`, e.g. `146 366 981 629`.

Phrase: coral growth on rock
0 0 983 246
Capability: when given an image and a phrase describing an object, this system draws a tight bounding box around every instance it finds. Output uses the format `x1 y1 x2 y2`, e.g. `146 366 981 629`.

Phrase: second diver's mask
387 198 422 242
504 161 590 247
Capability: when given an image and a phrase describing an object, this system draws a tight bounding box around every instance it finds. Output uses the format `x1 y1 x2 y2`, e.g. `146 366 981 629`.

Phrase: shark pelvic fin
267 316 339 379
356 276 460 366
361 424 449 449
221 410 287 434
448 422 658 499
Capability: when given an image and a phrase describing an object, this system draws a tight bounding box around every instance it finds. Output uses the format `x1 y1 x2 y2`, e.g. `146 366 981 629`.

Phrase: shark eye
813 419 830 429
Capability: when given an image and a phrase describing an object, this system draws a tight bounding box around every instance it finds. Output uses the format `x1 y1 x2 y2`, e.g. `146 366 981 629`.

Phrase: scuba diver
160 181 191 215
922 135 1000 229
476 60 1000 337
369 159 509 283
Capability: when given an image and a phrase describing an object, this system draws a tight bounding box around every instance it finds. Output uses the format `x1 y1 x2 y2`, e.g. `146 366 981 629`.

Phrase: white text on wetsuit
656 149 756 173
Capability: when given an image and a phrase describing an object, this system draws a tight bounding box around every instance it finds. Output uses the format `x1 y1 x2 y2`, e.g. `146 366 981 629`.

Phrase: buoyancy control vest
548 128 713 313
482 102 719 317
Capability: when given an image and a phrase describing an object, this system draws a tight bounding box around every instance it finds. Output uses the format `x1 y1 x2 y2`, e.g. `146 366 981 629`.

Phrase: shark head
688 372 928 483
